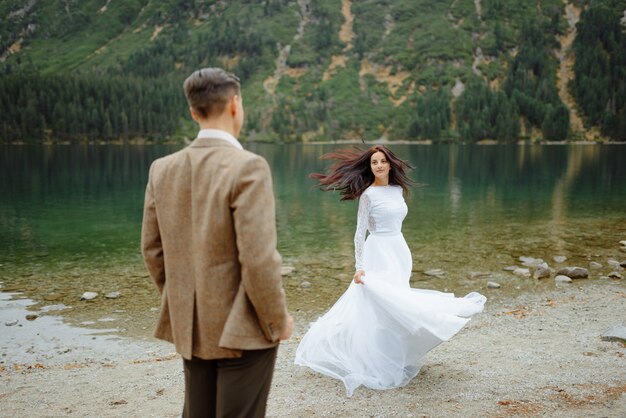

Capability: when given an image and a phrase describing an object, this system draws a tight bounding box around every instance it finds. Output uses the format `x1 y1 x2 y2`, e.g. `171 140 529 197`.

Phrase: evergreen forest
0 0 624 143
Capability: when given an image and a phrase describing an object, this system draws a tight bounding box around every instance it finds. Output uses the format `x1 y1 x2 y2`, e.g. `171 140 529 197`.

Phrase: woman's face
370 151 390 181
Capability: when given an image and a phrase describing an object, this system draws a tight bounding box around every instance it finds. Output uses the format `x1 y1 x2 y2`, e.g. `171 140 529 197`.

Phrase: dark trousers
182 346 278 418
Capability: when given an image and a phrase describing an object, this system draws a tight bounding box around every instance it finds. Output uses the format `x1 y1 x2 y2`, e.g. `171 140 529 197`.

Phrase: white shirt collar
197 129 243 150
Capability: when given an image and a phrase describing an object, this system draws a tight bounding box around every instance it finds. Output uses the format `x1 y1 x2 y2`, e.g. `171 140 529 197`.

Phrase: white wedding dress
295 185 486 396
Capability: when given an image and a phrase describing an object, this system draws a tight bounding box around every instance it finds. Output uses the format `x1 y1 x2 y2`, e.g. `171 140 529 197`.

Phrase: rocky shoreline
1 279 625 417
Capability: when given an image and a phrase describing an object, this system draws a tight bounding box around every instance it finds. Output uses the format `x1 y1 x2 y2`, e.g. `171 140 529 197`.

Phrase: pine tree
571 2 625 140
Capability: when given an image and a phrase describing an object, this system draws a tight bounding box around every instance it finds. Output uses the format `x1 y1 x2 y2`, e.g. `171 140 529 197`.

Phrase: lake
1 143 625 337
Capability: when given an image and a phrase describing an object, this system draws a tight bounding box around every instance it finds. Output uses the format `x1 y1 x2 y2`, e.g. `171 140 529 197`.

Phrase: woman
295 145 486 397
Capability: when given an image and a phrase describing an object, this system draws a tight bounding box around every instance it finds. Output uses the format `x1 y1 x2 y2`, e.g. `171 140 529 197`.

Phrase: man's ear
230 95 239 116
189 107 200 122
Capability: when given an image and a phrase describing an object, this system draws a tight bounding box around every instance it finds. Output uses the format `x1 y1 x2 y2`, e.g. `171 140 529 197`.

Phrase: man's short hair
183 68 241 119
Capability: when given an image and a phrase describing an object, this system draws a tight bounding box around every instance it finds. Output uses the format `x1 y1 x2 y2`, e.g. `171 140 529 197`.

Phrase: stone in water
469 272 492 279
281 266 295 276
519 257 544 267
513 268 531 278
601 325 626 343
556 267 589 279
533 263 551 279
589 261 603 270
555 275 572 283
80 292 98 301
44 293 64 301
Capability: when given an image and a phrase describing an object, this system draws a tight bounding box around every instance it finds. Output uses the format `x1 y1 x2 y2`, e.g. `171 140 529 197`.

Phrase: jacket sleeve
141 161 166 294
230 155 289 342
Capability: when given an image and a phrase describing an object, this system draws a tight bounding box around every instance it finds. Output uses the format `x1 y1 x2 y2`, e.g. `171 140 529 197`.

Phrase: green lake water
1 143 625 337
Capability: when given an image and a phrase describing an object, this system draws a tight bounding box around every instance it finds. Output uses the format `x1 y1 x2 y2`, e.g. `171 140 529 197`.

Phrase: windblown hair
310 145 415 200
183 67 240 119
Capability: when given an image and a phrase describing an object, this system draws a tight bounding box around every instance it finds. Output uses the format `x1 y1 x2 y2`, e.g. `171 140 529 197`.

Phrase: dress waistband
369 230 402 237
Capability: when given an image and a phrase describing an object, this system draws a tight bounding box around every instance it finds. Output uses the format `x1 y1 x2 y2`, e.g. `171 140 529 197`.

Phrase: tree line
571 2 626 140
1 0 624 143
0 69 184 142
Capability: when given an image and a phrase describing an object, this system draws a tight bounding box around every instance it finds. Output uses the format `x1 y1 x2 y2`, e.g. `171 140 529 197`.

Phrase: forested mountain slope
1 0 624 142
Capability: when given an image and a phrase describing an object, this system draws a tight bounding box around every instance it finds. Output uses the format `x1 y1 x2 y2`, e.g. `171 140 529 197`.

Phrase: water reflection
0 291 171 366
0 144 625 332
549 145 600 255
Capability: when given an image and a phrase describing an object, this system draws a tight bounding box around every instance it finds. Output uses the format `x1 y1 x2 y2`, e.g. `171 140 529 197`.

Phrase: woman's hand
353 269 365 284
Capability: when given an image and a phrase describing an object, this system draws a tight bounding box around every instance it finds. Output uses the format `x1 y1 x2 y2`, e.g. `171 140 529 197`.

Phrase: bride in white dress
295 145 486 397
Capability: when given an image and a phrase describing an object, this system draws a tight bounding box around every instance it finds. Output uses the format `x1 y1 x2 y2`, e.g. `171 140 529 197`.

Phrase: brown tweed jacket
141 136 289 360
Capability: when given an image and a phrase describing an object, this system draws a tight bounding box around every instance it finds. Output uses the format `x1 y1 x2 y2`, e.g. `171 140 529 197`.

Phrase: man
141 67 293 418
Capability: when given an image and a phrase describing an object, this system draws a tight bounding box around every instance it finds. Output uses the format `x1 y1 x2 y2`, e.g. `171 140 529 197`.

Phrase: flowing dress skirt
294 232 486 396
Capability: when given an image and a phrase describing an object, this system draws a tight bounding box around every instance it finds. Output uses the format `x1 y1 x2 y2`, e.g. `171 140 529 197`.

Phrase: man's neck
197 121 237 138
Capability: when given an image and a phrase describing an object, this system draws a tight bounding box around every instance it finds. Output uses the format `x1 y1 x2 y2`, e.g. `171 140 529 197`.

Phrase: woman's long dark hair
310 145 415 200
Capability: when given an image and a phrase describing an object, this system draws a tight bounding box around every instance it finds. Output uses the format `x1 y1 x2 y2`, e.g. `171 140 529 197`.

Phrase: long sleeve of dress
354 193 371 270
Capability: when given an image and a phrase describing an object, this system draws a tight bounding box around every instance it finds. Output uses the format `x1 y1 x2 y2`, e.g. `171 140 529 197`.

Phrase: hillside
1 0 625 143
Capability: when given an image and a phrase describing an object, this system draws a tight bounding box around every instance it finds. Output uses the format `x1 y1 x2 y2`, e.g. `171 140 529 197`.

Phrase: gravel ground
1 281 625 417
